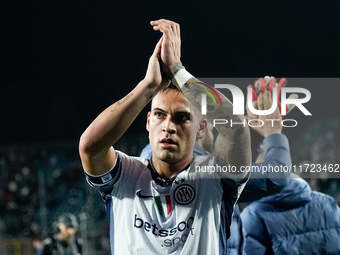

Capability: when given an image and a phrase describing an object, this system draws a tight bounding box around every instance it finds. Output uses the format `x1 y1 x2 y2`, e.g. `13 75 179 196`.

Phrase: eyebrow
152 107 166 113
152 108 190 116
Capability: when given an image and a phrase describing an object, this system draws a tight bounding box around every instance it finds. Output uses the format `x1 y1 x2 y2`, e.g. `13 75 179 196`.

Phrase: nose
162 116 176 134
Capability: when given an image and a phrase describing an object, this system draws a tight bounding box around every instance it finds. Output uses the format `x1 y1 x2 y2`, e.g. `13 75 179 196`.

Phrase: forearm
252 133 291 184
251 134 291 175
79 79 159 173
239 134 291 202
180 77 251 173
262 134 291 166
150 18 251 173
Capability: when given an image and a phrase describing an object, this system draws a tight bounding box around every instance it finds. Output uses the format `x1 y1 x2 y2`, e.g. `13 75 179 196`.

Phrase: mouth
159 138 178 149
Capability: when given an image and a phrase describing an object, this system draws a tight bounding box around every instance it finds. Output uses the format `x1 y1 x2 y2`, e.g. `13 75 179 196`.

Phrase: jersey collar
147 157 191 187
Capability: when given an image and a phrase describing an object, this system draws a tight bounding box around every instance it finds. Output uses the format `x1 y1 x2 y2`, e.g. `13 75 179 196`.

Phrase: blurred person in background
240 79 340 254
241 174 340 254
38 213 82 255
32 237 42 254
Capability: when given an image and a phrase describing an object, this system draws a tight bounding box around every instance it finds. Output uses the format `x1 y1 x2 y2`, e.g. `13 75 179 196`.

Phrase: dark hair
161 82 181 93
57 213 78 229
151 82 184 109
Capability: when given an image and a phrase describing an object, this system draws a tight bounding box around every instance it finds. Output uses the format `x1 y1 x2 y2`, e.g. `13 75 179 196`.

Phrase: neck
152 156 192 180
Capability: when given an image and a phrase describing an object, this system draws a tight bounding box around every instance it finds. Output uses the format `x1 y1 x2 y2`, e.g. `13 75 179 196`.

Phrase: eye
176 114 190 122
154 111 165 118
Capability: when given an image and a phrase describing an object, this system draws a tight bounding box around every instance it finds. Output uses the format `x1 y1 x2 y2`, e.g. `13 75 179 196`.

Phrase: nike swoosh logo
136 190 153 199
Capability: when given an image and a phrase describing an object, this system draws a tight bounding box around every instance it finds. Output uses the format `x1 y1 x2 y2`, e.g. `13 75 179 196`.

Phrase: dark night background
1 1 340 146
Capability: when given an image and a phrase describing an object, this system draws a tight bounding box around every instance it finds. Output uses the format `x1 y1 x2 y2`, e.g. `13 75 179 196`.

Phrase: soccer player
79 19 251 254
139 79 294 255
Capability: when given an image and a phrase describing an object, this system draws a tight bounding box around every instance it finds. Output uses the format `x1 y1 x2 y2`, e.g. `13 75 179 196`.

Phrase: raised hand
150 19 181 78
248 76 298 117
246 89 283 138
144 37 170 91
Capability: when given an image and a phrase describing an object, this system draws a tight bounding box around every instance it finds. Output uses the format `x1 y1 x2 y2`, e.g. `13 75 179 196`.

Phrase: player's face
147 89 200 165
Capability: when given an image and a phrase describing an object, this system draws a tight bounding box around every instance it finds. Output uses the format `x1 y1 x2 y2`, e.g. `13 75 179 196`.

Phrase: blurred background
1 1 339 254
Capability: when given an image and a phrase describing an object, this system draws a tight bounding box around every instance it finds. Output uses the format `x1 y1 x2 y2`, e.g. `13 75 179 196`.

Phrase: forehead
59 223 75 229
152 89 191 113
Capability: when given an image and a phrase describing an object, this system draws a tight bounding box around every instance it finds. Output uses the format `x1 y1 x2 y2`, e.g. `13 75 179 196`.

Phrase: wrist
263 130 282 138
139 79 164 97
170 62 185 77
171 66 193 90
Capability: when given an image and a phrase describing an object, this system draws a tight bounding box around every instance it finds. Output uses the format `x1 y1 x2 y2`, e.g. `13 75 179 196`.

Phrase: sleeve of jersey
84 151 122 195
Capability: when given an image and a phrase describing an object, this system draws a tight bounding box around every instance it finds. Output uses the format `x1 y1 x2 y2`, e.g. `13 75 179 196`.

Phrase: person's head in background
196 121 214 154
56 213 78 243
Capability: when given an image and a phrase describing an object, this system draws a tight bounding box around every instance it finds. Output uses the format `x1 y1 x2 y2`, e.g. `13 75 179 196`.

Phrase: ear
146 111 151 131
196 118 208 139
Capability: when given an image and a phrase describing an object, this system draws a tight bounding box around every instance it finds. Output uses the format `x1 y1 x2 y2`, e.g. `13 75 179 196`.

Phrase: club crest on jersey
154 194 173 218
174 184 196 205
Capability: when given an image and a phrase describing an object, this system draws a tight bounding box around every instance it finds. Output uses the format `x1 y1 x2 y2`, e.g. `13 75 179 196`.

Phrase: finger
267 90 278 113
287 94 299 113
165 21 179 38
173 22 180 37
151 19 177 33
276 77 287 101
264 76 274 92
248 84 257 101
152 19 175 24
275 77 287 114
268 91 275 112
151 20 168 32
150 20 162 31
151 19 172 26
257 92 264 110
267 77 276 93
254 78 266 94
263 90 271 110
277 77 287 89
259 78 266 93
264 76 273 85
254 80 261 94
152 37 163 59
